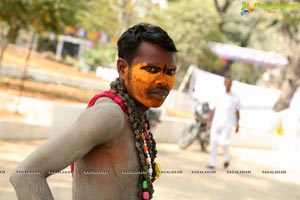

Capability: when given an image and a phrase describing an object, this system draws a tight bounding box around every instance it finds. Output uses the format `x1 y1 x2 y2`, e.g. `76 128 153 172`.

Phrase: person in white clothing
207 77 240 169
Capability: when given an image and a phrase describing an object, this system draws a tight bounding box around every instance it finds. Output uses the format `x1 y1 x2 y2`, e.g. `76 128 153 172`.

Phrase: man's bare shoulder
91 97 126 118
66 97 127 146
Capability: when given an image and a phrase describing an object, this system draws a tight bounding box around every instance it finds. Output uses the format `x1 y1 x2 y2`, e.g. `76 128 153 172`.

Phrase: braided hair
110 78 157 199
113 23 177 199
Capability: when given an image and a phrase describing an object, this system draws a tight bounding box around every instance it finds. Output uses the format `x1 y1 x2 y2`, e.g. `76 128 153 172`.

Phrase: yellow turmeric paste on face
124 62 175 108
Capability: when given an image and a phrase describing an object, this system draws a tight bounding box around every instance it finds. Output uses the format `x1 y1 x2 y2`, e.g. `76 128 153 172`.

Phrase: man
207 77 240 170
9 23 178 200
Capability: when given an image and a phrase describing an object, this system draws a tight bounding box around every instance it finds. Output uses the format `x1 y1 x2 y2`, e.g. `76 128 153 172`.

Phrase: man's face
120 41 177 109
224 78 232 92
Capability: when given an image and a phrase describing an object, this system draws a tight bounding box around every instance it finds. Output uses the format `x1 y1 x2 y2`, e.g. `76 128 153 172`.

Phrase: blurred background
0 0 300 199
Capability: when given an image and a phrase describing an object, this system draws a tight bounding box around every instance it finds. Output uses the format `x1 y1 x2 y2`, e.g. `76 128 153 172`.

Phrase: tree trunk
214 0 257 77
0 40 9 70
218 60 233 76
0 26 10 70
7 25 20 43
273 54 300 112
15 32 36 114
0 25 20 70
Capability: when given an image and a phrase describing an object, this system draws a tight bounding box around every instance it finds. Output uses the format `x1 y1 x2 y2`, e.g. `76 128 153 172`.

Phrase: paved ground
0 139 300 200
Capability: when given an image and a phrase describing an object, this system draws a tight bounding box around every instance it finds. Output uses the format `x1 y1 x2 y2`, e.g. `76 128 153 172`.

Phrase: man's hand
206 122 211 130
235 125 239 133
235 111 240 134
206 109 215 131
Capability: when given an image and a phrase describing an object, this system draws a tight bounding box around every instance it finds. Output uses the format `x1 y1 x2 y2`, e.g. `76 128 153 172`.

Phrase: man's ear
117 58 129 79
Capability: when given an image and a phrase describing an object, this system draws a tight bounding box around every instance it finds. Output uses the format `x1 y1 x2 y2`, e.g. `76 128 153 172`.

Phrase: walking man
207 76 240 169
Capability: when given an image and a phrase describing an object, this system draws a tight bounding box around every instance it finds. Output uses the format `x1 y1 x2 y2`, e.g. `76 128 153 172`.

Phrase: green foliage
37 36 58 53
147 0 224 77
75 0 153 40
231 62 265 84
0 0 29 27
72 0 154 71
0 0 30 42
28 0 78 34
1 0 296 89
83 43 117 71
0 0 78 43
147 0 294 86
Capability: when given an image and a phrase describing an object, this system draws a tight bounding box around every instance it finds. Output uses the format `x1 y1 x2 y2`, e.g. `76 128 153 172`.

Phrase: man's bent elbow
9 172 54 199
10 170 44 186
9 172 27 190
9 173 16 185
9 173 24 197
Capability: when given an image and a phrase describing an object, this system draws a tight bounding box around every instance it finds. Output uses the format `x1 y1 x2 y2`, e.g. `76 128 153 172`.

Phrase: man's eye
166 69 176 75
143 66 160 73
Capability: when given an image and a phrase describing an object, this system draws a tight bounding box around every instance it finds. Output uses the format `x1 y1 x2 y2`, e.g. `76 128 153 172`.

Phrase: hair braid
110 78 157 199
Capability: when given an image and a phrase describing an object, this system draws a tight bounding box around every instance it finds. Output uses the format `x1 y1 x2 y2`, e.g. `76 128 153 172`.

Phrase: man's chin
146 101 164 108
136 97 165 108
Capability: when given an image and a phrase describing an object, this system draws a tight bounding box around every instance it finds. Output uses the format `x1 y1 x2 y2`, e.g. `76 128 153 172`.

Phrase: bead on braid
110 78 157 199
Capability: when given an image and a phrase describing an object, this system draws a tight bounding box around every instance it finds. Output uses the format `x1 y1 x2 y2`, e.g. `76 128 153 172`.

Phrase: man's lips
148 88 169 100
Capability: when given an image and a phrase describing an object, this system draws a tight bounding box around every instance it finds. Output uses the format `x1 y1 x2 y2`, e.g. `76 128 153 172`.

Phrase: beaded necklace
110 78 159 200
141 120 152 199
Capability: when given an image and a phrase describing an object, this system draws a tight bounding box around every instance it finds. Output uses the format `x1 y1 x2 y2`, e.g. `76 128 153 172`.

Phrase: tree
147 0 224 86
0 0 30 69
147 0 276 85
0 0 79 113
213 0 300 111
73 0 154 70
272 3 300 111
28 0 77 34
75 0 154 40
0 0 78 69
213 0 281 76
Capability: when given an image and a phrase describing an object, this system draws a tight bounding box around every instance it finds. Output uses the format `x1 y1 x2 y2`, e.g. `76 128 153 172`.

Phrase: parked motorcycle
146 108 162 128
178 102 210 152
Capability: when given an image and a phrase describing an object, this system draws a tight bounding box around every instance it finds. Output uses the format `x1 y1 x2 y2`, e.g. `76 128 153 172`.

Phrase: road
0 139 299 200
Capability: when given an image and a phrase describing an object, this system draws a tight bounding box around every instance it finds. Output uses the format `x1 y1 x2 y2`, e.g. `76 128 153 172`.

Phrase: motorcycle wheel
178 125 199 149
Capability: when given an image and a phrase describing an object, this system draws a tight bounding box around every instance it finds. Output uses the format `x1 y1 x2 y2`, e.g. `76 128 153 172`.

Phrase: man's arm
235 96 241 133
207 108 215 130
235 110 240 133
9 100 125 199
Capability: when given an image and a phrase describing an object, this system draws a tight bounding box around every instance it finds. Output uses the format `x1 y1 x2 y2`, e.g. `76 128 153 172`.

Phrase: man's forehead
137 41 175 53
132 57 176 67
133 45 176 66
131 62 177 69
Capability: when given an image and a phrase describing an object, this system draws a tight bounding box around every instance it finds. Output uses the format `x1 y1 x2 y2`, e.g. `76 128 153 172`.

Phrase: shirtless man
9 23 178 200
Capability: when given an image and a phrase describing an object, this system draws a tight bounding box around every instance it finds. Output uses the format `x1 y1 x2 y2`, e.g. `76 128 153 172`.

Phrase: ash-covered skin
9 23 178 200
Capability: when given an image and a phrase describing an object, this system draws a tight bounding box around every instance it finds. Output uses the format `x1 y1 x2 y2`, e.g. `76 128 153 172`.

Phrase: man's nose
154 72 167 85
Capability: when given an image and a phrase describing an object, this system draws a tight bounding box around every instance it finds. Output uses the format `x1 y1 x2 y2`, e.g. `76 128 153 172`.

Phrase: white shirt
212 91 240 127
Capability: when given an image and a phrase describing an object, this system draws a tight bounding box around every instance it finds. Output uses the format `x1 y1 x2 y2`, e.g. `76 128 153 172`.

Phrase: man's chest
217 94 237 111
81 127 140 172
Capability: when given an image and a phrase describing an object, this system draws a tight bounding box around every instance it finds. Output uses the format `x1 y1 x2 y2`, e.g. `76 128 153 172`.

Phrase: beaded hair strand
110 78 157 199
